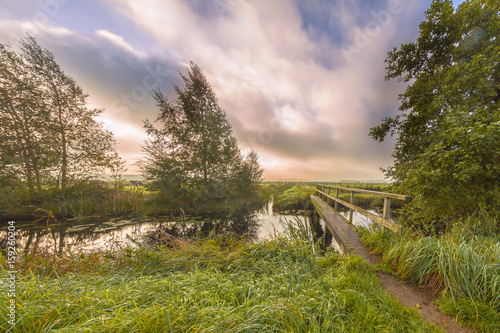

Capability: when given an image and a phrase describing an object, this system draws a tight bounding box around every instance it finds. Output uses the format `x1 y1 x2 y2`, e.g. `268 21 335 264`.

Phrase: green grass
257 182 297 203
335 182 391 192
0 181 269 220
273 184 316 211
335 193 381 209
358 214 500 333
0 220 441 332
0 183 148 220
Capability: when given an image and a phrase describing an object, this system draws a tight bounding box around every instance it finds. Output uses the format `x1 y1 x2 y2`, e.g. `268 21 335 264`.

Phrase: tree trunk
60 122 68 190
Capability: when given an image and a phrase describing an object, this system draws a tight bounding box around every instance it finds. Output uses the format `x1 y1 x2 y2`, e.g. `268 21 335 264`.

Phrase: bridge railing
315 184 412 234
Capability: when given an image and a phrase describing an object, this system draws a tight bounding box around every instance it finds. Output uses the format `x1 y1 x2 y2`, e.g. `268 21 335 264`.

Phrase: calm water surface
0 200 311 253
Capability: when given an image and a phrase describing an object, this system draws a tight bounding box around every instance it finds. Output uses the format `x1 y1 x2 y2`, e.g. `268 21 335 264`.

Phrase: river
0 200 313 254
1 198 388 255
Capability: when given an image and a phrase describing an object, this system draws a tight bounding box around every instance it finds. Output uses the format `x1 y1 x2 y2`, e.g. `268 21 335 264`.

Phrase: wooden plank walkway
310 195 375 263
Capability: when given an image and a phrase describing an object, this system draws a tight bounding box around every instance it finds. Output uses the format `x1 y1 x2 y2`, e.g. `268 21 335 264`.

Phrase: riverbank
0 220 441 332
0 182 317 222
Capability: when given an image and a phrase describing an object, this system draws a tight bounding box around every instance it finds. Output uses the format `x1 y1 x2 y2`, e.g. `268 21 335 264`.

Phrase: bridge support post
309 213 324 245
323 224 332 249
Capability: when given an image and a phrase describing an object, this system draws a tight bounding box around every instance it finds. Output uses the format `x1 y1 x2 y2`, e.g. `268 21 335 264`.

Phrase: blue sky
0 0 466 180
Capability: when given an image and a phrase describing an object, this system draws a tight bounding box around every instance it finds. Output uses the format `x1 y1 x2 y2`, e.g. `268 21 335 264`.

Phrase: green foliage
258 182 296 203
438 296 500 333
0 182 147 219
0 227 440 332
357 226 399 256
370 0 500 222
388 231 499 306
139 63 263 210
0 36 119 192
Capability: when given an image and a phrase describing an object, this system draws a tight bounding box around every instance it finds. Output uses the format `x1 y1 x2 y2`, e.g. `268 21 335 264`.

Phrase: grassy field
359 214 500 333
327 182 391 192
272 183 316 211
0 219 441 332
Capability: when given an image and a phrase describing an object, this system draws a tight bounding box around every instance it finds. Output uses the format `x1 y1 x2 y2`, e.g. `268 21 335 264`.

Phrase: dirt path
311 195 474 333
374 258 474 333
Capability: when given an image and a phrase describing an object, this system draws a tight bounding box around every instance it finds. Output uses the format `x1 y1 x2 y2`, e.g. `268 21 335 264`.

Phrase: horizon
104 174 391 184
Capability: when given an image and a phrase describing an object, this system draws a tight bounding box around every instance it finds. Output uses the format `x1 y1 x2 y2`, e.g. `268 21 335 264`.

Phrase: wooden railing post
383 197 391 233
335 188 339 211
349 191 354 223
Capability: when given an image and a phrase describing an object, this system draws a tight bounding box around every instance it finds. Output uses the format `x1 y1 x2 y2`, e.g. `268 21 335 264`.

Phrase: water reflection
0 200 311 254
146 209 261 246
0 219 162 254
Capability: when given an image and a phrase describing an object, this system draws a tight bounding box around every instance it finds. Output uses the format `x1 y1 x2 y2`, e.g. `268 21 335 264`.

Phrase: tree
0 41 51 191
110 151 128 191
370 0 499 223
140 63 263 205
231 149 264 198
0 36 119 191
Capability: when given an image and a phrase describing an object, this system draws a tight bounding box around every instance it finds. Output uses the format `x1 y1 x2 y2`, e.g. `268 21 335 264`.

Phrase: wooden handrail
317 184 412 201
315 184 412 235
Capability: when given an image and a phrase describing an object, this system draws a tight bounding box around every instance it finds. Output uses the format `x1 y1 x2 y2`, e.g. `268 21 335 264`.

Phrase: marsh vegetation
0 219 441 332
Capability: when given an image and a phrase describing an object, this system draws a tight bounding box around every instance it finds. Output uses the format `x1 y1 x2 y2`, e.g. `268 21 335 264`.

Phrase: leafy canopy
140 63 263 206
370 0 499 222
0 36 118 191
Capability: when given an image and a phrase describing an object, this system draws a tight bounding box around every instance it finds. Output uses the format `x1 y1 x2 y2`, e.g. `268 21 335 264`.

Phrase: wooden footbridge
311 187 476 332
311 184 412 258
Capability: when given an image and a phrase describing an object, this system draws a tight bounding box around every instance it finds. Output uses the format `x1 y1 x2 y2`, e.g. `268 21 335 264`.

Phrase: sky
0 0 465 181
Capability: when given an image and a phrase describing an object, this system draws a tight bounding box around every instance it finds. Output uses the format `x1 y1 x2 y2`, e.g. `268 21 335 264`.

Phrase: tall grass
0 220 440 332
359 213 500 332
0 183 148 220
384 235 500 304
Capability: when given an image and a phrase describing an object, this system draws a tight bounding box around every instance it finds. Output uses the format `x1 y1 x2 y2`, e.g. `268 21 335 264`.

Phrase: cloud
95 29 149 59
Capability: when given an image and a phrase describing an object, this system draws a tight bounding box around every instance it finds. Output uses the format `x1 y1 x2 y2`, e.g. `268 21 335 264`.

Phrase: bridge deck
310 195 375 263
